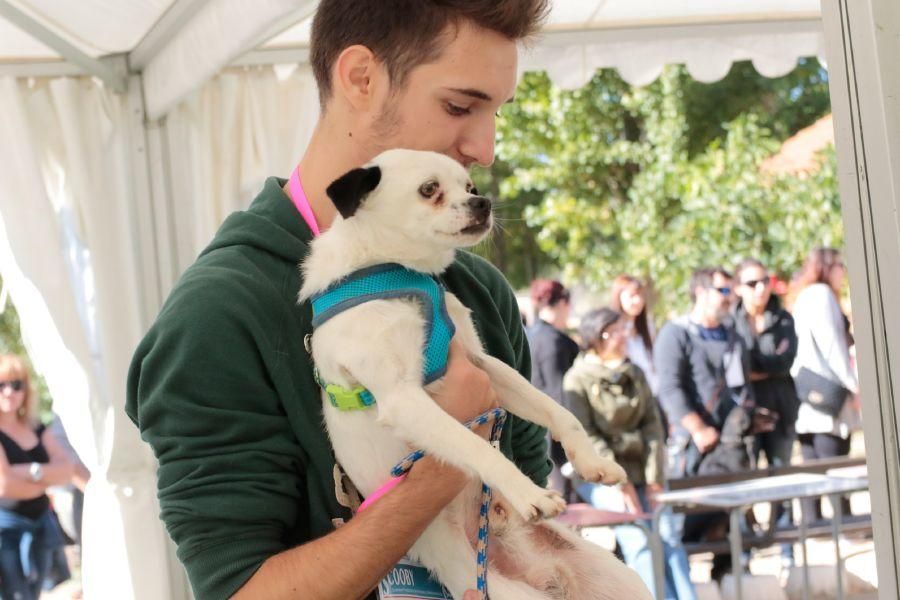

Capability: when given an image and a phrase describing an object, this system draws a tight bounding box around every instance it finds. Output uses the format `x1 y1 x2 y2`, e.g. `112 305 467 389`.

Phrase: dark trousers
755 430 796 560
798 433 852 521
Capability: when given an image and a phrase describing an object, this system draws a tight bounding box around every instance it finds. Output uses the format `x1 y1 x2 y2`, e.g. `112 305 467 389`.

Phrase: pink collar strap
289 166 320 237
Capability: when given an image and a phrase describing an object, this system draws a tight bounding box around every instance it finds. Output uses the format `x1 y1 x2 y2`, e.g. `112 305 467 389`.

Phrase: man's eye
445 102 470 117
419 180 439 198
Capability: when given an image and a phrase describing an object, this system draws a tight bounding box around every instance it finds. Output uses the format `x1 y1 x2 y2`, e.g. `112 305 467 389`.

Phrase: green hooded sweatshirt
125 177 551 600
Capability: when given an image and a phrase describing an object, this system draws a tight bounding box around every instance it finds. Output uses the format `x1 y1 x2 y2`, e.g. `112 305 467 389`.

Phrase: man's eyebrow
446 87 516 104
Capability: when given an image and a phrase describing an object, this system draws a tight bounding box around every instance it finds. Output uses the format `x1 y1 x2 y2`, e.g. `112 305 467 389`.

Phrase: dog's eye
419 180 439 199
466 183 479 195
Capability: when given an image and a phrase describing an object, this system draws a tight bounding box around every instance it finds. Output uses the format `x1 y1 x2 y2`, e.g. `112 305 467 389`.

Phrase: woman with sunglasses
733 258 799 567
0 354 76 599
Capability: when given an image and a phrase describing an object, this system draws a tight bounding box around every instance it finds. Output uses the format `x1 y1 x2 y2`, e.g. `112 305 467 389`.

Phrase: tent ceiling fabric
0 0 823 115
0 0 173 59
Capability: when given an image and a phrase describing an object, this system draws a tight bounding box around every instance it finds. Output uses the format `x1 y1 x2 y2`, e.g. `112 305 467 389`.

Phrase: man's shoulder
445 251 518 312
449 250 511 290
657 316 692 342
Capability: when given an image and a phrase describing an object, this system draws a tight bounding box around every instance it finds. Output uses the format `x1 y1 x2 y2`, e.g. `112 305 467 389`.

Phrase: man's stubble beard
370 96 404 155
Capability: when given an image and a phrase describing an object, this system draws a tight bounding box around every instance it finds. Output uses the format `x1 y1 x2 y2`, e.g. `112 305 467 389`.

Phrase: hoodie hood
199 177 314 265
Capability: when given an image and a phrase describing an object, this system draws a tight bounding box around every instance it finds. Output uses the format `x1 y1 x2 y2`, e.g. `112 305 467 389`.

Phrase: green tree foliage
473 59 838 317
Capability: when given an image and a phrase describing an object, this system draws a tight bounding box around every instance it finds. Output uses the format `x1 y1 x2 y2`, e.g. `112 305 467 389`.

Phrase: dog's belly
322 397 414 497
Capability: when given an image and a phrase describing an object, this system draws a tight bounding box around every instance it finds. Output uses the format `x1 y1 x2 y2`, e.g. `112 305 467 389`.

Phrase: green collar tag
324 382 376 411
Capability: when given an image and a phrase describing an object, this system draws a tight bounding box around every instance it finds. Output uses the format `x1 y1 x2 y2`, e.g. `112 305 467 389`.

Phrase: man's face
696 272 732 323
708 272 733 319
736 265 772 312
365 22 518 168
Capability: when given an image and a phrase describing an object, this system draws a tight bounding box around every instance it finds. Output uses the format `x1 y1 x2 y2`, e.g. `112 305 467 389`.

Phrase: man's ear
333 45 379 112
326 166 382 219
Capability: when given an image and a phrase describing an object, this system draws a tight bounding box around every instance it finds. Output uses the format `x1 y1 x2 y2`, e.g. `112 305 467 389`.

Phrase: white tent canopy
0 0 823 117
0 1 834 599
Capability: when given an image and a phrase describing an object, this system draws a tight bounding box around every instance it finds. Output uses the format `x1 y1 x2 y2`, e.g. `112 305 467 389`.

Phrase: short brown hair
310 0 550 106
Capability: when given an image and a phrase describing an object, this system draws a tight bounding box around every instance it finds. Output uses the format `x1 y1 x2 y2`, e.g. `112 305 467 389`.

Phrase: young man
125 2 552 599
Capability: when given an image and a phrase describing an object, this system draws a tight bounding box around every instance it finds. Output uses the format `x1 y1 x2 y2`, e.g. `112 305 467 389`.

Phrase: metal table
649 473 869 600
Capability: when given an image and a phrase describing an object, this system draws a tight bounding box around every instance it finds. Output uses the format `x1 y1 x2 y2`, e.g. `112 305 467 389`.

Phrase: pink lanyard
289 167 320 237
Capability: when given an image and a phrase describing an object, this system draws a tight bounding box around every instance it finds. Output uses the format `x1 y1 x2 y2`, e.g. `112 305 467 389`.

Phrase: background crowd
525 246 860 600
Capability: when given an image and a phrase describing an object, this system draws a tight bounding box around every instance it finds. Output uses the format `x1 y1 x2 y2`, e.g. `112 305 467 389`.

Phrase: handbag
795 366 849 417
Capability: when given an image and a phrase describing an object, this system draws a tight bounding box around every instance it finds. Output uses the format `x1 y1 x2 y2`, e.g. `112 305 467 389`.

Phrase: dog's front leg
477 355 627 486
371 382 565 521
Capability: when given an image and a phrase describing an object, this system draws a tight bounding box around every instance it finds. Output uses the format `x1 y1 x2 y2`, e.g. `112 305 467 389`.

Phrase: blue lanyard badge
377 556 454 599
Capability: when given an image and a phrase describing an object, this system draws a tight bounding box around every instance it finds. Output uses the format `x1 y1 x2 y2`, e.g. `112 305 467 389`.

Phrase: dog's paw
504 485 566 522
573 454 628 485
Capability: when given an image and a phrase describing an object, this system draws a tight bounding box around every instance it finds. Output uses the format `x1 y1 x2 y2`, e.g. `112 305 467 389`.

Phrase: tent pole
130 0 213 71
0 1 126 92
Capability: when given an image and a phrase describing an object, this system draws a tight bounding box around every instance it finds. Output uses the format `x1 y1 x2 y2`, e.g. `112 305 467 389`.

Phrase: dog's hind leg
475 354 626 486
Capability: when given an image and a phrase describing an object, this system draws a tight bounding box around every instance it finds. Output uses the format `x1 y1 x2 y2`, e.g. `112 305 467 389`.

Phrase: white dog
299 149 652 600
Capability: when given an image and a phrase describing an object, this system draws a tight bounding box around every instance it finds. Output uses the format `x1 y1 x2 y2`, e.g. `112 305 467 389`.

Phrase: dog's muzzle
462 195 492 234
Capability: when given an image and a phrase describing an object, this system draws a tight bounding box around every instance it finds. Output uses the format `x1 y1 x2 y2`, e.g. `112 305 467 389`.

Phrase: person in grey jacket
654 267 753 581
654 267 751 477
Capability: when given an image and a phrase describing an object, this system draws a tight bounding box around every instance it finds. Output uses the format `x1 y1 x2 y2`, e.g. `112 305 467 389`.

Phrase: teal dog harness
310 263 456 409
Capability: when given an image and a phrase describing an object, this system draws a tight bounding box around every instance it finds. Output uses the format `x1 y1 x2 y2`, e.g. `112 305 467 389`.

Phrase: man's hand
645 482 663 510
620 483 642 515
430 339 499 438
691 426 719 453
681 411 719 453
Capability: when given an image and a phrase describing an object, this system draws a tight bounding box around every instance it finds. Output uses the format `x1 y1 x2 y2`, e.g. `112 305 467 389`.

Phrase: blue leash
391 407 508 599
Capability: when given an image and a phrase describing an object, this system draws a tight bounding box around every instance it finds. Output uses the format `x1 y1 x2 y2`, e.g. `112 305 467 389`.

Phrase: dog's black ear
326 166 382 219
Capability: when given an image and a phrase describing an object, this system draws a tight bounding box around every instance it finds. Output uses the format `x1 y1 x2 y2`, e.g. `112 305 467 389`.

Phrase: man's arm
234 456 465 599
752 312 799 376
654 324 718 452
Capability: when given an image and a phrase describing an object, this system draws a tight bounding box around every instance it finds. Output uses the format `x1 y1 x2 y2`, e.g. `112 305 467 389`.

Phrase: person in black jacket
733 259 799 467
526 279 579 498
734 258 799 567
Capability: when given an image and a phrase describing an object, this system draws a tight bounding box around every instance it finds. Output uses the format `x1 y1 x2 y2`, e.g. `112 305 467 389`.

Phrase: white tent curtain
161 64 321 277
0 64 321 599
0 75 189 600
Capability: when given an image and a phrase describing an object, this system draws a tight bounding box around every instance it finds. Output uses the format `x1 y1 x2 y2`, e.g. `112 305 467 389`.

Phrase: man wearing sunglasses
654 266 753 579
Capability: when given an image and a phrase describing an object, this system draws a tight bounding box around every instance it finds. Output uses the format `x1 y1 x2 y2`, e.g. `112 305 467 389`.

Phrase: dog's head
326 149 493 250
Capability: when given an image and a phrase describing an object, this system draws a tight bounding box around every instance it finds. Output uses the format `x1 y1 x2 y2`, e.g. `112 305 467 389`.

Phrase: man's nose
459 118 496 167
467 196 492 221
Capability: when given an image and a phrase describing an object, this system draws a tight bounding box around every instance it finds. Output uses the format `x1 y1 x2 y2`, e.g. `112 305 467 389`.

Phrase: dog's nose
467 195 492 221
